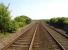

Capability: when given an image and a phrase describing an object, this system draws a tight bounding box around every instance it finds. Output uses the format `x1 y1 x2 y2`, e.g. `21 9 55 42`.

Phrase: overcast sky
0 0 68 19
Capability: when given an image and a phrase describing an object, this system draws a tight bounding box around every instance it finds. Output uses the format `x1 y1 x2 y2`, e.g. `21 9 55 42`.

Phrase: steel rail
2 22 36 50
29 24 38 50
41 22 66 50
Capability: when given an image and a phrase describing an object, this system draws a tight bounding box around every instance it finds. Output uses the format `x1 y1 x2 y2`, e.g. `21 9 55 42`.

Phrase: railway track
2 23 38 50
2 21 68 50
41 21 68 50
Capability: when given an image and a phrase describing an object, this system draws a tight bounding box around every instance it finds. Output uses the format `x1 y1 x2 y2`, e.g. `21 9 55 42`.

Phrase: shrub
14 15 31 28
6 21 17 33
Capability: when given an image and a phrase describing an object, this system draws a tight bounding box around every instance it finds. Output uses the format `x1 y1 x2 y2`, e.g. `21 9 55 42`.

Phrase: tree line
46 17 68 30
0 3 31 33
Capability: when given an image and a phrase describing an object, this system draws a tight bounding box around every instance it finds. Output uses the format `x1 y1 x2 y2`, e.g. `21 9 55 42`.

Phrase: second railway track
41 21 68 50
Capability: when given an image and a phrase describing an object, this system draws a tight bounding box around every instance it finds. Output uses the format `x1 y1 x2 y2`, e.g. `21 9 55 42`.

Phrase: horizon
0 0 68 19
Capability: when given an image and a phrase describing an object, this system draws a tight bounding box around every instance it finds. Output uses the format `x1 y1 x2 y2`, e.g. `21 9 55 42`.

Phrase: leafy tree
14 15 31 27
0 3 11 32
0 3 17 33
48 17 65 28
56 17 65 27
6 20 17 33
0 3 31 33
49 18 57 25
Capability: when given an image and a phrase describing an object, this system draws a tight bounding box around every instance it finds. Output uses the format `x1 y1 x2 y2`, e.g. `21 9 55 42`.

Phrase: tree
6 20 17 33
0 3 11 32
56 17 65 27
14 15 31 27
0 3 17 33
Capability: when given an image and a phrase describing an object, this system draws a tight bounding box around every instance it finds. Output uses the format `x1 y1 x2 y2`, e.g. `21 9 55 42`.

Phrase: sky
0 0 68 19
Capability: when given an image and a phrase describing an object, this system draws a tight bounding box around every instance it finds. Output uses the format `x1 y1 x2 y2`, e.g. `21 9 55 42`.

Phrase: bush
0 3 11 33
14 15 31 28
47 17 65 28
0 3 31 33
6 21 17 33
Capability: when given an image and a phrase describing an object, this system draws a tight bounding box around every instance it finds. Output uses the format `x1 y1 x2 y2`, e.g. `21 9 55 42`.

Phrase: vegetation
46 17 68 34
0 3 11 33
47 17 65 28
0 3 31 34
14 15 31 28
